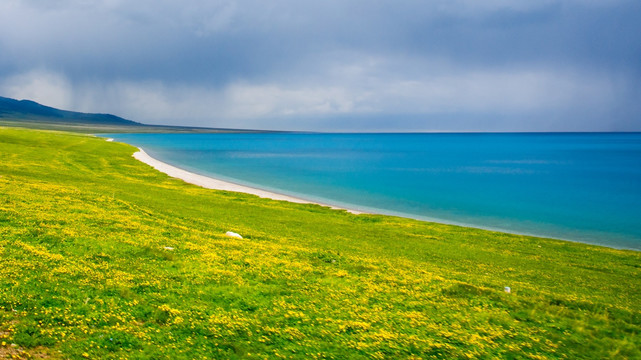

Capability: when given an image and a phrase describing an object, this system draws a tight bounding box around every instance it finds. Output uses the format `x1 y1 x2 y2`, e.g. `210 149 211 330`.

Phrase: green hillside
0 96 140 126
0 127 640 359
0 96 268 134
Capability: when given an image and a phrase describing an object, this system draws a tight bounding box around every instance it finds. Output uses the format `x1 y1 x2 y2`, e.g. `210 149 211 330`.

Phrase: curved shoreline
129 147 638 251
132 148 363 214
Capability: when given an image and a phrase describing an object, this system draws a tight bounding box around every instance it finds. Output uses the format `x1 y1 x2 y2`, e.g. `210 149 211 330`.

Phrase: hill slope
0 96 140 126
0 96 265 133
0 127 640 359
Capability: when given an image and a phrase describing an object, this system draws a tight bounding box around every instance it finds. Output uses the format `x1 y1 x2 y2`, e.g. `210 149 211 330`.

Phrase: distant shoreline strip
132 147 363 214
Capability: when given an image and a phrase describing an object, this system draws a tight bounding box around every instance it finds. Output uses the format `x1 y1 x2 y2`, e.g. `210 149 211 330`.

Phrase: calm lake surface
108 132 641 250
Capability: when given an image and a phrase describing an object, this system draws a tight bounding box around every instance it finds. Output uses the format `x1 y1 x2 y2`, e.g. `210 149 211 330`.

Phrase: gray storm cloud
1 0 639 131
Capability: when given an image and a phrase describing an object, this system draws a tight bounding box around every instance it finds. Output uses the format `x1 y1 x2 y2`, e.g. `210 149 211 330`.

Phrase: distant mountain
0 96 141 126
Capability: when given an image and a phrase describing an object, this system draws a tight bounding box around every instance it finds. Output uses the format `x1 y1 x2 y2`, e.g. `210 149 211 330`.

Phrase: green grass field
1 127 640 359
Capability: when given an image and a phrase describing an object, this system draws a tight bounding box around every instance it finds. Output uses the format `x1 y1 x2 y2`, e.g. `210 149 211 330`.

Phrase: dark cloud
1 0 639 131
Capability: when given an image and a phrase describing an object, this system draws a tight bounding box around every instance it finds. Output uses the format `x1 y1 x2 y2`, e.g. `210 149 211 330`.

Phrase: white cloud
58 59 616 130
377 68 615 114
439 0 624 15
0 54 618 131
72 80 360 127
0 70 73 110
0 0 635 130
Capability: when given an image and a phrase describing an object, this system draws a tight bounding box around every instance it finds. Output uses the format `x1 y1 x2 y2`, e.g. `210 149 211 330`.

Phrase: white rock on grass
225 231 243 239
163 246 175 251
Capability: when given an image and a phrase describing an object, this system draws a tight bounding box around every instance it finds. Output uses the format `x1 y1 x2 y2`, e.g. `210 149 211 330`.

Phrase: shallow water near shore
107 132 641 250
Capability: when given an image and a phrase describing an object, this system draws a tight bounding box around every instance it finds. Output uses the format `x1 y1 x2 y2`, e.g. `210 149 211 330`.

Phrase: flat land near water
0 118 262 134
0 127 640 359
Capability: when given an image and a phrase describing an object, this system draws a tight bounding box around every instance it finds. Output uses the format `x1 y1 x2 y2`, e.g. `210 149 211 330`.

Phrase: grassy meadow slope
0 127 640 359
0 96 261 134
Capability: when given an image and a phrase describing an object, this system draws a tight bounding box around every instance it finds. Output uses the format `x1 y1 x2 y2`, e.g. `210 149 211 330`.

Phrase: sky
1 0 640 131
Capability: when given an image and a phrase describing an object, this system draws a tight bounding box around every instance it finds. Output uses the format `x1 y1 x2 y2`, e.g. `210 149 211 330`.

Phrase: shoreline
126 144 638 252
132 148 363 214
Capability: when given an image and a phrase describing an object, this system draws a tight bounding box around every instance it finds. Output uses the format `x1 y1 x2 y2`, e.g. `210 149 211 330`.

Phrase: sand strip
132 148 362 214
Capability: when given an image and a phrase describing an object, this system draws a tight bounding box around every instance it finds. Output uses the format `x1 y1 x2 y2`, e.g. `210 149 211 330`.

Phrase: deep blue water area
107 132 641 250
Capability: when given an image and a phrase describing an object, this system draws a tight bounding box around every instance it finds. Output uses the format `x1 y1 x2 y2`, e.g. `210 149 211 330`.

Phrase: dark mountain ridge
0 96 267 133
0 96 141 125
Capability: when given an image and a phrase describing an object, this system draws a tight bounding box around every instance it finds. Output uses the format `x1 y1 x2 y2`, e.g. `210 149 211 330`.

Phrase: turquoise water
107 132 641 250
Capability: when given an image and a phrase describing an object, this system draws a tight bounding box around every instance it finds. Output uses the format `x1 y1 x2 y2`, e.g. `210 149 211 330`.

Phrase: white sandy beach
132 148 362 214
